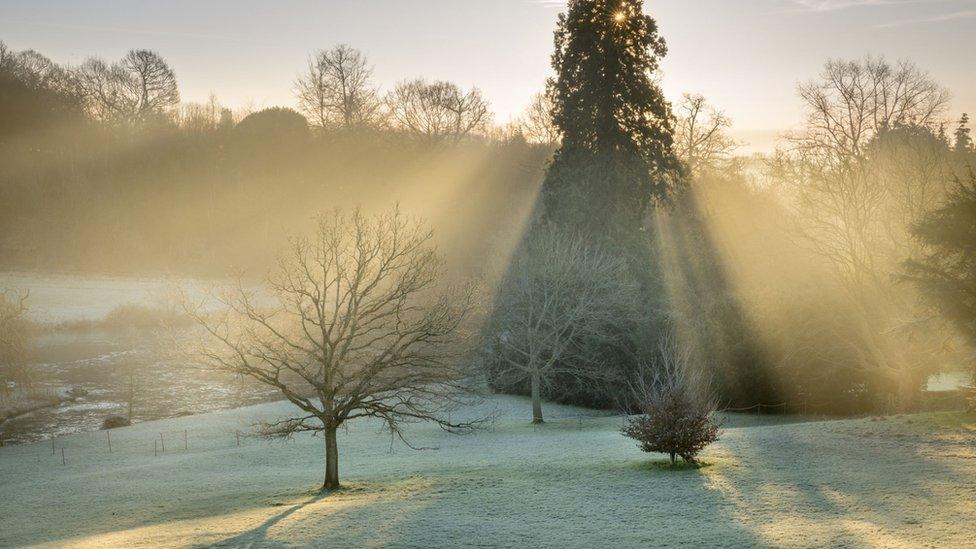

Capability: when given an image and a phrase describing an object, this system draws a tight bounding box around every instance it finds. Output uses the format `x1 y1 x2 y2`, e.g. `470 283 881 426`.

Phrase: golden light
613 11 627 23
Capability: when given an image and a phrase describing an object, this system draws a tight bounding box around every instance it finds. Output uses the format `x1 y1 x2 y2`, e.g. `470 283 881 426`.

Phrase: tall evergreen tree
482 0 685 411
541 0 682 240
905 171 976 384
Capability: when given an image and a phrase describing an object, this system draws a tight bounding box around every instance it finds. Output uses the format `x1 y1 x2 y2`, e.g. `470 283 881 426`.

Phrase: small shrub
102 415 131 430
622 339 721 465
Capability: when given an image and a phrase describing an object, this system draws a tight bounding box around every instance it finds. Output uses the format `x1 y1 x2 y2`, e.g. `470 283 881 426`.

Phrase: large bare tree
484 229 639 423
775 57 955 408
295 45 382 131
386 79 491 144
184 209 478 490
791 57 949 167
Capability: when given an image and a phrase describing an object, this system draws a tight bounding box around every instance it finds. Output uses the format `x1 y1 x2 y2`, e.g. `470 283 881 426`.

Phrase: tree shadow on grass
208 490 329 548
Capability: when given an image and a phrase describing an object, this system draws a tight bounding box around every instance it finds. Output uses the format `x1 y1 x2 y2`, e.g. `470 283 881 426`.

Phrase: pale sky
2 0 973 152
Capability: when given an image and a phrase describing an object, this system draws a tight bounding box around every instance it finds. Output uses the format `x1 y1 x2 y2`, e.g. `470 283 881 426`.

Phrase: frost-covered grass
1 397 975 548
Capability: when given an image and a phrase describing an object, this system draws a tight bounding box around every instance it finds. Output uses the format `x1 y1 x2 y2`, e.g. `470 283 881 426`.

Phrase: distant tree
955 114 973 153
386 79 491 144
295 45 382 132
234 107 308 141
792 57 949 166
484 229 640 423
0 41 12 69
541 0 682 238
0 45 83 137
674 93 736 177
905 171 976 384
178 93 231 133
776 57 957 410
0 290 29 386
520 92 559 147
184 209 477 490
76 49 179 123
780 121 955 408
622 338 720 465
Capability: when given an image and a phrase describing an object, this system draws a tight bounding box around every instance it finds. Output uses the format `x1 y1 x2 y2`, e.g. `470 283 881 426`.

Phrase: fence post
184 430 188 451
159 433 165 453
154 439 158 457
236 431 240 447
61 447 65 466
107 430 112 453
52 437 56 455
578 415 582 431
0 431 4 447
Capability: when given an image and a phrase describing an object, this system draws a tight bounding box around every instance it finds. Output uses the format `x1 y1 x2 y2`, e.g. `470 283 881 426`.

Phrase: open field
1 395 974 548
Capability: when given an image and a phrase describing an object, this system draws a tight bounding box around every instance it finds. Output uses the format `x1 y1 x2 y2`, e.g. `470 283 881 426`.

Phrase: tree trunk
323 426 339 490
531 372 544 424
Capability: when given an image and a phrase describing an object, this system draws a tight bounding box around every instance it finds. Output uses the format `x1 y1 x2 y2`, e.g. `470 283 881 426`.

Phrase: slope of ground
0 396 974 548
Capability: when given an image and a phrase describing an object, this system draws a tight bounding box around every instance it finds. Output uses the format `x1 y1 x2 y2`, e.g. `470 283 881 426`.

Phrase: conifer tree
954 113 973 153
540 0 682 240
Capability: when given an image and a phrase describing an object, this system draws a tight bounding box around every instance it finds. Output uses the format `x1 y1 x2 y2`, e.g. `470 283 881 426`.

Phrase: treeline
0 41 547 276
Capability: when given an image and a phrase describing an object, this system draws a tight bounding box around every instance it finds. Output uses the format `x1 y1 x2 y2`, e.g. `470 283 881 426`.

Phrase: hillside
1 396 974 547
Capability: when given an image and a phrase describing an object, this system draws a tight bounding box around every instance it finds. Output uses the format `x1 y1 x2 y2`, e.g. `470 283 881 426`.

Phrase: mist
1 2 975 546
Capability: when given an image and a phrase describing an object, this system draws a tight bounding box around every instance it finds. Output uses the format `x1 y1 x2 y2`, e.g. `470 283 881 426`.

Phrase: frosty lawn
1 395 974 548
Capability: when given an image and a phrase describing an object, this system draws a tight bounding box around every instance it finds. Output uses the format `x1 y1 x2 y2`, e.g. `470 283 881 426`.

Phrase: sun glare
613 11 627 23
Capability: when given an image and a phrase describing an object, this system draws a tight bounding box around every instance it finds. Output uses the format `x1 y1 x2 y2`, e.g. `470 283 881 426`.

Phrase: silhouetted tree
0 45 83 138
955 114 973 153
295 45 382 132
541 0 682 239
76 49 179 123
184 209 478 490
674 93 736 177
233 106 309 148
905 171 976 384
520 92 559 147
792 57 949 166
386 79 490 144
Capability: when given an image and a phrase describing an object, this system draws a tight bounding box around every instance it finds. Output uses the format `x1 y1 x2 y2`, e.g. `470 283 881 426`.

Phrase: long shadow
665 186 778 407
209 491 328 548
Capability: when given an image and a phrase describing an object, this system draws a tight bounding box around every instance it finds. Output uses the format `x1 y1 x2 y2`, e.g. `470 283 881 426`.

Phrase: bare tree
295 45 382 131
791 57 949 167
386 79 491 144
674 93 736 177
0 290 29 386
183 208 478 490
0 41 12 69
76 49 179 123
774 57 955 409
484 229 639 423
521 92 560 147
178 93 232 133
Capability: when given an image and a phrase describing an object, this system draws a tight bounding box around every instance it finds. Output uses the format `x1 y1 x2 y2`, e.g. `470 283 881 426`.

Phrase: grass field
1 396 974 548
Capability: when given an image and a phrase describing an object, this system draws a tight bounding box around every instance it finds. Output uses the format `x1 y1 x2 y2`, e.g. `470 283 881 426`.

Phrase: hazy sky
2 0 973 152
